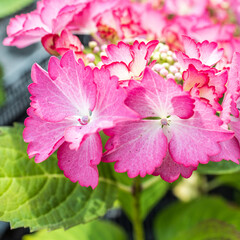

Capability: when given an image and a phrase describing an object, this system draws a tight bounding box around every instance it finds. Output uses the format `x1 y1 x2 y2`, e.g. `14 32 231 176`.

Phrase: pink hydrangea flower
97 6 146 42
131 3 167 40
182 64 227 111
23 50 139 188
164 0 208 17
102 68 233 182
182 36 224 67
41 29 84 58
68 0 129 35
210 52 240 163
102 40 158 85
3 0 89 48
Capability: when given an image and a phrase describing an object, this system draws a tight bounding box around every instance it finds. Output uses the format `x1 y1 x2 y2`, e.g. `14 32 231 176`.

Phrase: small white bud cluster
151 42 183 82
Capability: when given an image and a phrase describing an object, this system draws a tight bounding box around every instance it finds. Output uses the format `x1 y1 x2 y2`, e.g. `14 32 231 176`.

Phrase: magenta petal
153 152 197 182
103 121 168 178
23 108 72 163
230 118 240 144
58 133 102 189
29 51 96 122
210 137 240 164
169 100 234 167
171 95 195 119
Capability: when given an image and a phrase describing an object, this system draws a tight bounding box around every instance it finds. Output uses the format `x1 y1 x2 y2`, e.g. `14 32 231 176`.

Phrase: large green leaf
23 220 127 240
0 124 117 231
175 220 240 240
154 196 240 240
197 161 240 175
0 0 35 18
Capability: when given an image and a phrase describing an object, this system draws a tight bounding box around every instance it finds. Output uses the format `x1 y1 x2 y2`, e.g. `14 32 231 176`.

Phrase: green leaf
175 220 240 240
0 0 35 18
23 220 127 240
0 124 117 231
116 173 169 220
215 173 240 190
154 196 240 240
0 65 5 107
197 160 240 175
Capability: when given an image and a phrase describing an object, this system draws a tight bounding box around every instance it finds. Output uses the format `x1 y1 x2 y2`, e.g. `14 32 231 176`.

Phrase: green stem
132 176 145 240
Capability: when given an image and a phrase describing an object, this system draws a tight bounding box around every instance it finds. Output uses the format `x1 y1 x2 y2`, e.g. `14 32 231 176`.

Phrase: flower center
78 115 90 125
160 118 168 126
78 110 92 125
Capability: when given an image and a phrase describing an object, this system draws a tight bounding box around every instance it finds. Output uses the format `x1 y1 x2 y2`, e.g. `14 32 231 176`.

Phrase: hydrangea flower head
23 50 139 188
102 40 158 85
102 68 234 182
3 0 90 47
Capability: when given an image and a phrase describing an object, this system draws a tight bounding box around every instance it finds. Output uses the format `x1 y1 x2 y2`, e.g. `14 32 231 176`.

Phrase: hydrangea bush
1 0 240 239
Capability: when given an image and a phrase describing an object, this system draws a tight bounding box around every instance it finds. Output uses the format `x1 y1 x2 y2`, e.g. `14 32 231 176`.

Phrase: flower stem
132 176 145 240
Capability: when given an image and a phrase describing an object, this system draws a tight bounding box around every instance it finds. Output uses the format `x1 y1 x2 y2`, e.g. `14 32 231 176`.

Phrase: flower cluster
4 0 240 188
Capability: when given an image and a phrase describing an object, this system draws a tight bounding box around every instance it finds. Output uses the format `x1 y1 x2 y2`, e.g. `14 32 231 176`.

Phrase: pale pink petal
210 137 240 164
198 40 224 66
104 62 131 81
126 68 194 118
29 51 96 122
208 70 227 98
169 100 234 167
130 40 158 76
198 85 222 111
182 35 200 59
23 108 73 163
153 152 197 182
64 67 139 149
102 121 168 177
58 133 102 189
175 52 211 71
164 0 208 16
3 12 49 47
102 41 133 65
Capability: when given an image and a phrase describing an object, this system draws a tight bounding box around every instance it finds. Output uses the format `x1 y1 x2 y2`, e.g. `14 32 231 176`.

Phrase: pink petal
175 52 212 71
153 152 197 182
210 137 240 164
198 40 224 66
130 40 158 77
169 100 234 167
171 95 194 119
64 67 139 149
198 85 222 111
58 133 102 189
29 51 96 122
230 118 240 144
183 64 209 91
208 70 227 98
182 35 200 59
103 121 168 177
104 62 131 81
126 68 194 118
23 108 72 163
102 41 133 65
3 12 49 48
